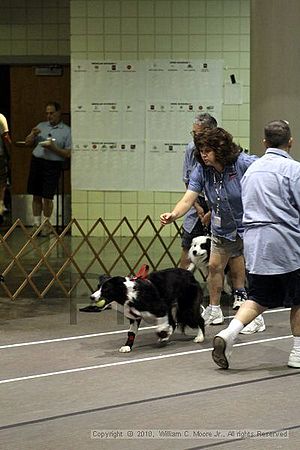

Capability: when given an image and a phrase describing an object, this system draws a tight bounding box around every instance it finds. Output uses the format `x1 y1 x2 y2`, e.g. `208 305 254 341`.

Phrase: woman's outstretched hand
160 212 176 226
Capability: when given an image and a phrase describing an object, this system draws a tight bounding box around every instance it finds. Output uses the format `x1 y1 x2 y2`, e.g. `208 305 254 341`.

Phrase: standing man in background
0 112 12 219
25 102 71 236
179 113 216 269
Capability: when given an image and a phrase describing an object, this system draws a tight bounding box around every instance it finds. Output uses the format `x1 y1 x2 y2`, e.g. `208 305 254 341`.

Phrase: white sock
33 216 41 226
227 318 244 339
293 336 300 351
211 305 221 310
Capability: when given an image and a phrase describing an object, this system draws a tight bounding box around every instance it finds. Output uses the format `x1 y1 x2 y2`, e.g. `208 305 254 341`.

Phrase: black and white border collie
90 268 205 353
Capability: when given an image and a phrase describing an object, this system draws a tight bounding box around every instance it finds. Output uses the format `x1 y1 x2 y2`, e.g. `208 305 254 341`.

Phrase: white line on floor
0 308 289 350
0 326 156 349
0 334 293 385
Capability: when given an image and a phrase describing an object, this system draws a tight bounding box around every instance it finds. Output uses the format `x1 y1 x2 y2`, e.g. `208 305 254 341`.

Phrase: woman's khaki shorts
211 235 244 258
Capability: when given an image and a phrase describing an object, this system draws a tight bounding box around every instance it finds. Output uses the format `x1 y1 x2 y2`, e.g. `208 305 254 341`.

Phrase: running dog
90 268 205 352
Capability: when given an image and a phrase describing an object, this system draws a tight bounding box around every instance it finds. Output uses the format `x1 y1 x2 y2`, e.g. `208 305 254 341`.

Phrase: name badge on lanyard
213 171 224 227
214 215 221 227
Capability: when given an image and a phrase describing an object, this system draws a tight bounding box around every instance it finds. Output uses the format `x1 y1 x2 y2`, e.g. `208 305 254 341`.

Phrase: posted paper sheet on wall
71 59 223 191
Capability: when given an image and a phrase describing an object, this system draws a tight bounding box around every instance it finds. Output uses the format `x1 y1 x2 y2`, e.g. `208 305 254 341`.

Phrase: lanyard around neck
213 171 224 215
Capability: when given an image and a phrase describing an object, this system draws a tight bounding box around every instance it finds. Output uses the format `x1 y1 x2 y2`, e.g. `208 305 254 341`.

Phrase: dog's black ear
205 237 212 259
98 274 111 285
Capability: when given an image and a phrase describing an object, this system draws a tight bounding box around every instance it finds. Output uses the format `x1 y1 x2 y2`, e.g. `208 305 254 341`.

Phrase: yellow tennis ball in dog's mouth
95 299 106 308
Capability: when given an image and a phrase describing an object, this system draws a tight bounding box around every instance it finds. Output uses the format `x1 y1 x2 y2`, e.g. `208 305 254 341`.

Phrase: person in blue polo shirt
25 101 71 236
160 127 265 333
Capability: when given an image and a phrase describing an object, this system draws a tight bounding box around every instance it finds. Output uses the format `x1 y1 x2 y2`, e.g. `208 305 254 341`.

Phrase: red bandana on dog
132 264 149 280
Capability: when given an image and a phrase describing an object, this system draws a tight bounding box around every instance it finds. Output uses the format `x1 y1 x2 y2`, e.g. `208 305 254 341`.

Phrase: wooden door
10 65 70 194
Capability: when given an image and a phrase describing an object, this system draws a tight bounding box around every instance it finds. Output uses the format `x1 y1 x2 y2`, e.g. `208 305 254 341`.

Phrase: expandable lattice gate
0 216 182 300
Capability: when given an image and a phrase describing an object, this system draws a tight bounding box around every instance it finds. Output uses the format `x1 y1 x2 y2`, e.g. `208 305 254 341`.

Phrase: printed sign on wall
71 59 223 191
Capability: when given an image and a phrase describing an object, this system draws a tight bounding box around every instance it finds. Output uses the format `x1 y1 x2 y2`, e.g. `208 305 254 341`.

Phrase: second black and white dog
90 268 205 352
187 235 212 278
187 235 231 294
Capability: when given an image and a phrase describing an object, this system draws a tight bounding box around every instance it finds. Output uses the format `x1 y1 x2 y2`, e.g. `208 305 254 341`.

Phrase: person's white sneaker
201 305 211 321
232 297 245 310
202 306 224 325
212 328 235 369
232 289 247 310
239 314 266 335
288 349 300 368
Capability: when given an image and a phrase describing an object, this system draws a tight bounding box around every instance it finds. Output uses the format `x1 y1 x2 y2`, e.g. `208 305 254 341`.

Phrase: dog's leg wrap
119 319 141 353
119 332 135 353
125 332 136 347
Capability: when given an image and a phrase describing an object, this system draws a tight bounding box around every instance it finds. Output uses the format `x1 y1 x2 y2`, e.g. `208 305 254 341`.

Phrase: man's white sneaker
212 328 234 369
288 349 300 368
239 314 265 335
202 306 224 325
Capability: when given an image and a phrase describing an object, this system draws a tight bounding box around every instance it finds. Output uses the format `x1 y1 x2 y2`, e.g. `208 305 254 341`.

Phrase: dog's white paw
119 345 132 353
193 330 205 343
193 335 205 343
157 327 172 345
157 337 170 347
158 336 170 343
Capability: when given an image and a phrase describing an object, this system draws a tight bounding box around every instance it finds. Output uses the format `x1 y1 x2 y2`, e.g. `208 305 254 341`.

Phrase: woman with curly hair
160 127 265 333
